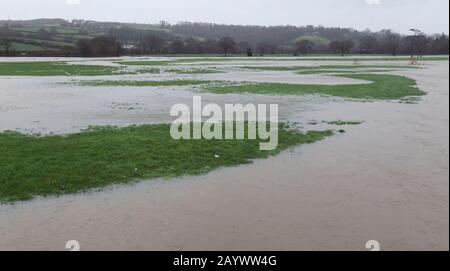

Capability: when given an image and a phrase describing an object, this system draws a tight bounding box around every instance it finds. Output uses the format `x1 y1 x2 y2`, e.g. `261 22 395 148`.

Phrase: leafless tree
256 42 269 56
141 34 164 54
76 36 122 57
219 36 236 56
341 40 355 56
381 30 401 56
359 36 379 54
295 40 314 55
429 34 449 55
0 35 11 55
329 40 354 56
0 24 12 55
329 41 341 54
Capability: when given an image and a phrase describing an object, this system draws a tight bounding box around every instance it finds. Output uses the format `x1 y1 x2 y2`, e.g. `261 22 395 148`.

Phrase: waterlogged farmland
0 56 448 251
0 56 434 201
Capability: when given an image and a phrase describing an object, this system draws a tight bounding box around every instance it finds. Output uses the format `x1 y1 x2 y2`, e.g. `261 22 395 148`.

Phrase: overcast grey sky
1 0 448 34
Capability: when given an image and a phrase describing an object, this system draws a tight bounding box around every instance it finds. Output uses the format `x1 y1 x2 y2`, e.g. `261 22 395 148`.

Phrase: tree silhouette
218 36 236 56
295 40 314 55
381 30 401 56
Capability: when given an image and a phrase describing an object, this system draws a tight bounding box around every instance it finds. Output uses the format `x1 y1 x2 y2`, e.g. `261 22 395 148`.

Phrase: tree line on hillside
76 30 448 57
0 19 449 57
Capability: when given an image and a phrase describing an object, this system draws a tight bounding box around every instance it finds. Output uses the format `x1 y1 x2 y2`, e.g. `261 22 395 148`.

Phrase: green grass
0 62 128 76
0 124 333 202
11 26 82 34
294 35 331 46
203 74 425 100
0 42 54 52
79 79 212 87
16 38 75 48
10 42 46 52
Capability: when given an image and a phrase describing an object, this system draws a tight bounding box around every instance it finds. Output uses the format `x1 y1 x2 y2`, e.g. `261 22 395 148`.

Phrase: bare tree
170 39 185 54
415 35 430 57
76 36 122 57
247 48 253 57
341 40 354 56
295 40 314 55
429 34 449 55
359 35 379 54
256 42 269 56
329 41 341 55
0 24 12 55
141 34 164 54
381 30 401 56
218 36 236 56
237 41 250 54
329 40 354 56
267 44 278 54
0 34 11 55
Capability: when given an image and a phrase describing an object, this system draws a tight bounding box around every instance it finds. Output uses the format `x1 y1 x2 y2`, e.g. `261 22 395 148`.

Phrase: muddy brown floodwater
0 59 448 251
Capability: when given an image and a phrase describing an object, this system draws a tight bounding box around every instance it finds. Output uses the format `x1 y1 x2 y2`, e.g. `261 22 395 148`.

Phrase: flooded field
0 57 448 251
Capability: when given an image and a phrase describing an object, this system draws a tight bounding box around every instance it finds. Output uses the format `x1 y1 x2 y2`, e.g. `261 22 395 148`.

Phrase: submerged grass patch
399 96 423 104
172 56 448 63
325 120 364 125
132 68 161 74
203 74 425 100
299 56 449 62
115 60 174 66
244 65 420 72
167 68 222 74
296 69 396 75
0 124 333 202
0 62 127 76
79 79 212 87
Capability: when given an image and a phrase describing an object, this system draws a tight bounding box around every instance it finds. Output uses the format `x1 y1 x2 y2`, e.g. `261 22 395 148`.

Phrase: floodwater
0 58 448 251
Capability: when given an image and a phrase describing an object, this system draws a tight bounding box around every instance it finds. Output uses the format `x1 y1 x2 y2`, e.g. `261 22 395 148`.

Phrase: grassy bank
0 124 333 202
203 74 425 100
0 62 169 76
0 62 126 76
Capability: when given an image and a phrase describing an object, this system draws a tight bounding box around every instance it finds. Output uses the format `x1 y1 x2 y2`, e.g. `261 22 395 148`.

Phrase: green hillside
294 35 331 46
